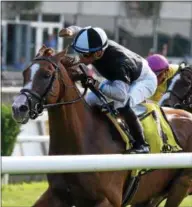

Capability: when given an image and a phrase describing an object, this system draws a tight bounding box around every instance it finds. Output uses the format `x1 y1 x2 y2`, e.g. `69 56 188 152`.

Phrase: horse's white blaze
24 63 40 89
168 74 181 91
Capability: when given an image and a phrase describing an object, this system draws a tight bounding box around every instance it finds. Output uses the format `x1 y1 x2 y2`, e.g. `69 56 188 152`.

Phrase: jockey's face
78 50 104 65
156 69 169 85
78 53 95 65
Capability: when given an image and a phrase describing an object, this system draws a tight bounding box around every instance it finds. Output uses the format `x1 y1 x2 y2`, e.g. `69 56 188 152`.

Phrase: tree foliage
125 1 162 17
1 104 20 156
3 1 41 18
137 1 162 17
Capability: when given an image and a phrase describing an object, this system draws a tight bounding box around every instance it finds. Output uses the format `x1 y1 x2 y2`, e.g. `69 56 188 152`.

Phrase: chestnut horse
12 46 192 207
159 64 192 112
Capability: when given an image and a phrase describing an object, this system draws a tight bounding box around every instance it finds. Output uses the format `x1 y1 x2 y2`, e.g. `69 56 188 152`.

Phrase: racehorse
12 46 192 207
159 64 192 112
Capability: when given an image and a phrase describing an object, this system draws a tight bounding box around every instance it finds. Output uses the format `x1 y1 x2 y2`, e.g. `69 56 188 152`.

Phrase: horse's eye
44 73 51 79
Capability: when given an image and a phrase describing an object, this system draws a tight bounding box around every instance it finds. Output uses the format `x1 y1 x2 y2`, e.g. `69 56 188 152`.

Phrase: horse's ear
43 48 55 56
36 45 47 57
54 46 69 61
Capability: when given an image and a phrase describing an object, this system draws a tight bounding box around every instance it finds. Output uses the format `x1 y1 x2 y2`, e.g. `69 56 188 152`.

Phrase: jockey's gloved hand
81 76 100 90
59 28 74 38
92 78 100 90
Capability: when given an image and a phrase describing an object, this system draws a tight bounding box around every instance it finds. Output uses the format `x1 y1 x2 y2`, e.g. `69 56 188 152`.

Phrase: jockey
147 54 179 103
59 26 157 153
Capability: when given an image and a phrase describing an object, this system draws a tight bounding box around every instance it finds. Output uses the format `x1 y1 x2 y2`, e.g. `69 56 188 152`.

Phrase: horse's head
159 65 192 109
12 45 83 124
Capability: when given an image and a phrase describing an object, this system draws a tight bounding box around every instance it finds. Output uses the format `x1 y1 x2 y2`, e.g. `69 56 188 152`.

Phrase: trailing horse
12 46 192 207
159 64 192 112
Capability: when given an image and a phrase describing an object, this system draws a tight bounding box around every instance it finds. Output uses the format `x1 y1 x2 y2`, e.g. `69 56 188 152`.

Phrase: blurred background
2 1 192 84
1 1 192 183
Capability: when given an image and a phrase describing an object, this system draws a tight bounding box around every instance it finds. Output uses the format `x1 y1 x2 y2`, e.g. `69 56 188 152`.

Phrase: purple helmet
147 54 169 74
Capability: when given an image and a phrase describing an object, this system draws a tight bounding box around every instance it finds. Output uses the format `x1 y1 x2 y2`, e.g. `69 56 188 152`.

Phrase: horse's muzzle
12 94 30 124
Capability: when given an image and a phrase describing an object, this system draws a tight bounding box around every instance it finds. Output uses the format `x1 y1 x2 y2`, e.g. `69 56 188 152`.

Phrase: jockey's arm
99 80 129 102
99 65 130 103
65 25 82 37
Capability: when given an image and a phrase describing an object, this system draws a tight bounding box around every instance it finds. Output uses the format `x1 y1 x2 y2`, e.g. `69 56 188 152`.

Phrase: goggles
155 68 168 76
77 52 94 58
155 71 164 76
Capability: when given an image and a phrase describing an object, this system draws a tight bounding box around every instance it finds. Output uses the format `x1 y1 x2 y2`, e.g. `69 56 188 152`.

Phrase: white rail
2 85 84 93
2 153 192 174
2 87 21 93
17 135 49 143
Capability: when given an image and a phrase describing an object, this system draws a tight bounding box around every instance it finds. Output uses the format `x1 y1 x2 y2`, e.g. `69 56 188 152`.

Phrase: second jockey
147 54 179 103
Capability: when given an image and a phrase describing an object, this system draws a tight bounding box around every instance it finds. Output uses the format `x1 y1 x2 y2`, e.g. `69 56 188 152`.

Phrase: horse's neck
48 104 84 154
47 80 93 155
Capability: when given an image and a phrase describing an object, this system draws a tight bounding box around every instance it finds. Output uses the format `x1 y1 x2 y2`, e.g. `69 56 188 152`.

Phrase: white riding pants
85 58 157 109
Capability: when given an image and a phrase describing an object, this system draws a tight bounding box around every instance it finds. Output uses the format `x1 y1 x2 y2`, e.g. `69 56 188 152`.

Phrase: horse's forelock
40 48 55 57
181 66 192 82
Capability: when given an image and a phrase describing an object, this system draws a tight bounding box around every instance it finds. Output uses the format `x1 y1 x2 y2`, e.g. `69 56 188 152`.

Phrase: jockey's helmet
147 54 169 75
72 26 108 54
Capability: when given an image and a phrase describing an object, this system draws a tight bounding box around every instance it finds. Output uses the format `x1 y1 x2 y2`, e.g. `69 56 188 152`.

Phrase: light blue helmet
72 26 108 53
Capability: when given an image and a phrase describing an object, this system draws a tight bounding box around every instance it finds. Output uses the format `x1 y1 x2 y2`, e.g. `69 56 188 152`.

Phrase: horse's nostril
164 104 171 107
174 104 182 109
19 105 29 113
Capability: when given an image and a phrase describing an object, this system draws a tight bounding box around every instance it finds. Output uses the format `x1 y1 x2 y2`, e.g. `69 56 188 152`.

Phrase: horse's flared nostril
163 104 171 107
19 105 29 113
174 104 182 109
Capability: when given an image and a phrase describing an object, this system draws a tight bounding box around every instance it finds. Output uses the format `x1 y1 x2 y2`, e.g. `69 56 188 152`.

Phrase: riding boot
118 104 150 154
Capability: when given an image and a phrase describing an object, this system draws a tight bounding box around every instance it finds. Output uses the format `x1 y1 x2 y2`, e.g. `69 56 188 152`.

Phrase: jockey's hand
59 28 74 38
83 77 100 90
94 79 100 90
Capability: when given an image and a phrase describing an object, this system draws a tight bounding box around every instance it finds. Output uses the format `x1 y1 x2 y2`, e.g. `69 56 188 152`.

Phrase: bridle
20 56 88 119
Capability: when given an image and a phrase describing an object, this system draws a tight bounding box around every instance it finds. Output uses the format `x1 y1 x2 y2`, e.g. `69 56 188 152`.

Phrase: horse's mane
179 64 192 74
36 45 83 84
61 55 80 68
178 64 192 85
37 45 80 68
165 64 192 109
41 47 80 68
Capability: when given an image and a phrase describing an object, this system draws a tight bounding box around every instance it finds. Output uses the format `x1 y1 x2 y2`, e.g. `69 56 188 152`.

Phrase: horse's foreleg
32 187 66 207
164 169 192 207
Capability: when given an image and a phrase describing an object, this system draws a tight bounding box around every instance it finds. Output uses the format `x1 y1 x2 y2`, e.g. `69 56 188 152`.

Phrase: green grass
159 196 192 207
2 182 192 207
2 182 48 207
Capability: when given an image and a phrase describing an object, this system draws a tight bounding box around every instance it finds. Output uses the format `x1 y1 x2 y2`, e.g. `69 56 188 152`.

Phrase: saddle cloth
104 102 182 154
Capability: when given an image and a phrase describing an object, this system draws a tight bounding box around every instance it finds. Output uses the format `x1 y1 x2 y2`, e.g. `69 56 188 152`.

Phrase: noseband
20 56 88 119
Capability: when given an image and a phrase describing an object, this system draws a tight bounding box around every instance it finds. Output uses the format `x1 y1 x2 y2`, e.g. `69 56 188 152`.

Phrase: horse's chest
48 173 102 202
